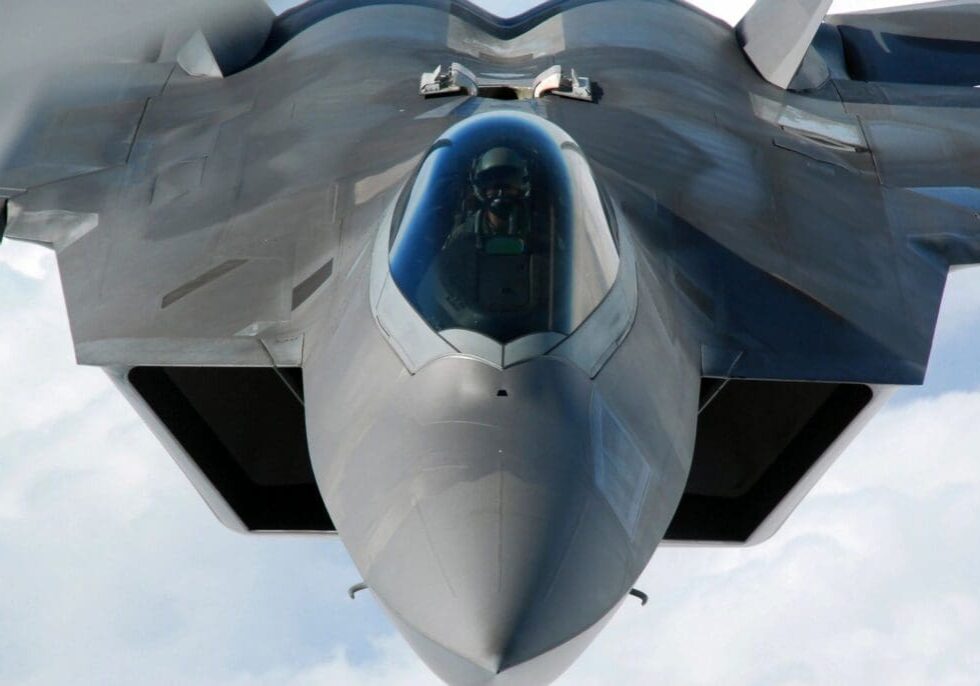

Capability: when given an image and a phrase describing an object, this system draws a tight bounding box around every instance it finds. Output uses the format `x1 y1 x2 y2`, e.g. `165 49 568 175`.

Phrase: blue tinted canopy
389 111 619 344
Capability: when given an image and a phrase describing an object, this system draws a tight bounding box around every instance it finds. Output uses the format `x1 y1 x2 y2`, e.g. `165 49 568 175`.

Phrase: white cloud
0 243 52 281
0 245 107 443
218 636 433 686
929 266 980 339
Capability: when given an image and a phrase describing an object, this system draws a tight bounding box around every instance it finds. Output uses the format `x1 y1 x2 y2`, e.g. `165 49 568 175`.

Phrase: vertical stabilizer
736 0 833 88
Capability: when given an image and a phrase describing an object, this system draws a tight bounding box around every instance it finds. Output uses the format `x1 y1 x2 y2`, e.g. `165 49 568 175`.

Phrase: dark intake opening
665 379 873 543
128 366 333 532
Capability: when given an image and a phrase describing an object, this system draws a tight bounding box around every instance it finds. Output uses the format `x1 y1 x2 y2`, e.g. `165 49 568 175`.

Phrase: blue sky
1 1 979 684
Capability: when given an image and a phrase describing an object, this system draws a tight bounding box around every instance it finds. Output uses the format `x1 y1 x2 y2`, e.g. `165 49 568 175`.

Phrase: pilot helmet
471 147 529 221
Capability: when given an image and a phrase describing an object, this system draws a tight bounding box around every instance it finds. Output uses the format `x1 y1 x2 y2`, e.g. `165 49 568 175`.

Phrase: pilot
447 146 531 252
436 146 536 326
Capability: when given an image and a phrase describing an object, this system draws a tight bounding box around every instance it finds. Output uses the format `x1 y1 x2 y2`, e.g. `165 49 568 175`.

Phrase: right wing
0 0 274 197
0 0 464 534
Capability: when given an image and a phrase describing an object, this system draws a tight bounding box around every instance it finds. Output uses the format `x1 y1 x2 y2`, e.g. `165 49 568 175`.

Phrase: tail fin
737 0 833 88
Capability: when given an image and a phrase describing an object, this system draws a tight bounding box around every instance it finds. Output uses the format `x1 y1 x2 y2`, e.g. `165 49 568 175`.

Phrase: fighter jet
2 0 979 682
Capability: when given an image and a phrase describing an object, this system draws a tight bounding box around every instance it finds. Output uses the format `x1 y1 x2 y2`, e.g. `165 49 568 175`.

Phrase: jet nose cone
362 435 635 684
309 357 693 685
385 587 624 686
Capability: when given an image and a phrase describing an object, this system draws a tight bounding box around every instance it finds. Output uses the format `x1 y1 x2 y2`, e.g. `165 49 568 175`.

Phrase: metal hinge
420 63 594 102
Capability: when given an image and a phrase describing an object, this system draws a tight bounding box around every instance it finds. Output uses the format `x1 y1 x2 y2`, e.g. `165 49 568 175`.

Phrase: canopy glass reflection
389 111 619 344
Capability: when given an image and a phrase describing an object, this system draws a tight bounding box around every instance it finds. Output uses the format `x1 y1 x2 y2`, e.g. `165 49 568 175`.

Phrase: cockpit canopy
389 111 619 345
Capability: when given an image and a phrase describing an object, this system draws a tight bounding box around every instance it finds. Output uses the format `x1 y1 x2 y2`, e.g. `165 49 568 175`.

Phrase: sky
1 1 979 685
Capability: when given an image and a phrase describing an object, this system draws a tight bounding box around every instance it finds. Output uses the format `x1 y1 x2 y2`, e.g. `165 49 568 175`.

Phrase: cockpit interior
389 111 619 344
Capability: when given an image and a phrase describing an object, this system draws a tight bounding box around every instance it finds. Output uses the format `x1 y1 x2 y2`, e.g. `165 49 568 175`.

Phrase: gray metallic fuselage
303 167 697 680
258 9 710 678
5 0 980 683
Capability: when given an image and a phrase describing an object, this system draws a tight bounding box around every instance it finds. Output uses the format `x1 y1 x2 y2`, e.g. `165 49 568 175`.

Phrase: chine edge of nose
381 591 628 686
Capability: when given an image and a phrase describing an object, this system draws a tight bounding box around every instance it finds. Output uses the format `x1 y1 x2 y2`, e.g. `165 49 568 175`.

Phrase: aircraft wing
546 16 973 386
0 0 275 190
542 0 980 543
0 0 282 367
0 0 454 369
0 0 462 533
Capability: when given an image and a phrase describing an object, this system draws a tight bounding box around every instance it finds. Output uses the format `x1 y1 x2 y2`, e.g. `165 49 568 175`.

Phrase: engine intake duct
128 366 333 533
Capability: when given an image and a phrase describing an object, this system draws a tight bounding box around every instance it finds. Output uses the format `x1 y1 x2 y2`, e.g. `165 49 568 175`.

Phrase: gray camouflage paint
3 0 980 683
